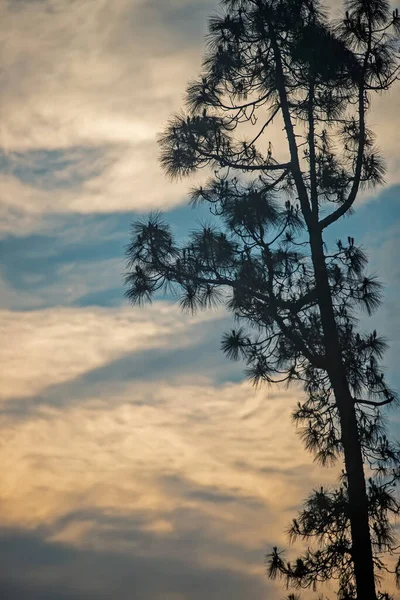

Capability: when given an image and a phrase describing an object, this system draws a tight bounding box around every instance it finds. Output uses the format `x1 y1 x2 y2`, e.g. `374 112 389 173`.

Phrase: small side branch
353 397 394 408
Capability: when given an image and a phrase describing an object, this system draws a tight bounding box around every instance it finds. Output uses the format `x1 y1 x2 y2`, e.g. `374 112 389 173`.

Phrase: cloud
0 0 213 231
0 0 398 234
1 370 397 597
0 301 331 550
0 298 334 599
0 302 224 401
0 525 272 600
0 376 326 583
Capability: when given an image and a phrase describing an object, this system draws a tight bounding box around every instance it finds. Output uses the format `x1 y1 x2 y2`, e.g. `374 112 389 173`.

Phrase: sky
0 0 399 598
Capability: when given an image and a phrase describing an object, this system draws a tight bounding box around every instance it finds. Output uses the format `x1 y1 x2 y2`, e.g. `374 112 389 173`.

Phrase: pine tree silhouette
125 1 400 597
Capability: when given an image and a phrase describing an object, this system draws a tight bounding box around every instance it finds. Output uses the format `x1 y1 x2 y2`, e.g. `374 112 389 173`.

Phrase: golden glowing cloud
0 302 335 574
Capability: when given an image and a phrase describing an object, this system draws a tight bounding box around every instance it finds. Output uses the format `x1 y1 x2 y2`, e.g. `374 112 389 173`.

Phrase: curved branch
353 397 394 408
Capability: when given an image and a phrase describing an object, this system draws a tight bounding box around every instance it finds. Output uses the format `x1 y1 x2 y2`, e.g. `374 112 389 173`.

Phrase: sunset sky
0 0 399 598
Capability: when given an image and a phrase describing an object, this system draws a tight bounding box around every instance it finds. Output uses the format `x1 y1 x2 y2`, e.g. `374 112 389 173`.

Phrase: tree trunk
309 229 377 600
331 372 377 600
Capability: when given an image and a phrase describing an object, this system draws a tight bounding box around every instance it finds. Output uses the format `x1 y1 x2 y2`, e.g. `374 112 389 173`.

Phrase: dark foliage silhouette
125 0 400 598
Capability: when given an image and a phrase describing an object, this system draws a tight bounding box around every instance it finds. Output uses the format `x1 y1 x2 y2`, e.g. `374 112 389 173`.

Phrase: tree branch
319 28 372 231
318 85 366 230
200 148 290 172
266 16 313 227
353 397 394 408
307 79 319 218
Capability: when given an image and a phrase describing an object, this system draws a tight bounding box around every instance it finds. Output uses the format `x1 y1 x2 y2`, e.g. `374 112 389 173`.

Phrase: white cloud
0 302 223 400
0 0 206 230
0 0 398 234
